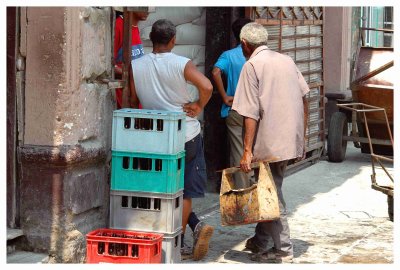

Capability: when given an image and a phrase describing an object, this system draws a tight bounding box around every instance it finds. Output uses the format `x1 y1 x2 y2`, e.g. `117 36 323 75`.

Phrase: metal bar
305 141 324 151
371 153 393 163
295 57 323 64
305 131 324 139
306 95 321 102
301 69 323 76
361 27 394 33
121 7 132 108
337 103 386 112
286 147 323 171
101 79 125 89
281 45 323 53
373 157 394 182
216 158 279 173
351 60 393 85
362 111 376 176
278 8 283 52
342 136 392 145
371 184 394 196
255 18 324 26
383 110 394 146
268 34 323 40
307 118 324 125
308 82 323 88
307 107 323 114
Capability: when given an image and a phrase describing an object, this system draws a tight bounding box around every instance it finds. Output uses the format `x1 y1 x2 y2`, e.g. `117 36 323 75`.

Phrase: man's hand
183 101 202 118
240 150 253 173
223 95 234 107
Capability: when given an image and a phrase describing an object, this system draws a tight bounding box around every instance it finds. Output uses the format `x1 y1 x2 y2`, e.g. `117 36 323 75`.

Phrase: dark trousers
253 160 293 255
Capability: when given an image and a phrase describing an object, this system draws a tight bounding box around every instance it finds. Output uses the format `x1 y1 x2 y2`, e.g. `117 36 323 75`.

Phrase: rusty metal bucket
219 162 280 226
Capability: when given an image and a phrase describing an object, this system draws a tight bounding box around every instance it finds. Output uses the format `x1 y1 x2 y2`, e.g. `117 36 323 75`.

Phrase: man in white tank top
129 19 214 261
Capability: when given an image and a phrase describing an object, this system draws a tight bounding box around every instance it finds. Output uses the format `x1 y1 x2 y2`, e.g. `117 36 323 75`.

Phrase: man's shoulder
132 53 151 65
170 53 191 63
224 46 242 56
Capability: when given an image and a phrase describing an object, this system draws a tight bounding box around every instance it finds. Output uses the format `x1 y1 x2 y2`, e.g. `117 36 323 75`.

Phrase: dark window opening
138 197 151 209
121 196 128 207
174 235 179 247
122 157 130 169
154 198 161 210
131 196 139 208
133 158 152 171
131 197 151 209
177 158 182 170
156 119 164 131
97 242 105 254
155 159 162 171
178 119 182 130
131 244 139 257
134 118 153 130
124 117 131 129
175 197 180 208
154 243 159 255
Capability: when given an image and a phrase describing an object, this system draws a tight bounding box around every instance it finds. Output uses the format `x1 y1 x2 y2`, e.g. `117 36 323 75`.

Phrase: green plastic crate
111 150 185 194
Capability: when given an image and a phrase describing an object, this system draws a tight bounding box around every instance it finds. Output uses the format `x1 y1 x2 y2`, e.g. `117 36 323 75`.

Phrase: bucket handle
220 184 258 196
220 158 278 196
217 157 279 174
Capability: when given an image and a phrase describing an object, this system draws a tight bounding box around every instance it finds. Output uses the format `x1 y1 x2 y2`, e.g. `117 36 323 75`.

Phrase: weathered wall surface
323 7 352 96
19 7 114 263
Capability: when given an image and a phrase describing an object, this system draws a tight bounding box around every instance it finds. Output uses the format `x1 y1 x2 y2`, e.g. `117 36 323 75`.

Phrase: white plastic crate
112 109 186 154
110 190 183 234
162 228 182 264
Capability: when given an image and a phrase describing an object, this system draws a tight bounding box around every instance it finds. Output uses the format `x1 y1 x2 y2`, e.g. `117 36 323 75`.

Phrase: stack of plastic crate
110 108 186 264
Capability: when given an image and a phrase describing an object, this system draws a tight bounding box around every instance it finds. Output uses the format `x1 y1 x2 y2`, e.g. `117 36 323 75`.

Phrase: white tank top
131 52 200 142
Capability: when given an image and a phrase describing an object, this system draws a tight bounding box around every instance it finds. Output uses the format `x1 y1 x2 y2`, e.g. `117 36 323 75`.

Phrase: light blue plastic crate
111 150 185 194
112 108 186 154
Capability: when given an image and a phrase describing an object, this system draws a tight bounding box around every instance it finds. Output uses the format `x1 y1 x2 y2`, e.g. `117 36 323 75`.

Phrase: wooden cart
327 28 394 221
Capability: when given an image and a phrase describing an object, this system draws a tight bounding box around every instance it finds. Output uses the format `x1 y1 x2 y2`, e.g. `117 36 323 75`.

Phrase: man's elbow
211 67 221 79
205 81 213 95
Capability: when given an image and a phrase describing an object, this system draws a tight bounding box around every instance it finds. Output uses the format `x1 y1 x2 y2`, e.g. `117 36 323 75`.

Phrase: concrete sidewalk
187 143 394 264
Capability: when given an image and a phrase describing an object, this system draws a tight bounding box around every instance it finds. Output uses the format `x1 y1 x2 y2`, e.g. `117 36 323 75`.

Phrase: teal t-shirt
214 44 246 118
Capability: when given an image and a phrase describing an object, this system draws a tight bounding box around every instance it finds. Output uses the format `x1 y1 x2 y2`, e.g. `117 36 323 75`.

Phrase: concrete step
7 228 23 241
7 228 49 263
7 251 49 264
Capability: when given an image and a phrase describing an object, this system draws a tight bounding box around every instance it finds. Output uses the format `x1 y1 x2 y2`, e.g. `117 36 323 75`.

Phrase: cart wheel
388 194 393 222
328 112 348 162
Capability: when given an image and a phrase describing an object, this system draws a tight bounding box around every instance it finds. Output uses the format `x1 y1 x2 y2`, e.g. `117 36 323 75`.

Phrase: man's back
234 46 309 161
132 52 201 141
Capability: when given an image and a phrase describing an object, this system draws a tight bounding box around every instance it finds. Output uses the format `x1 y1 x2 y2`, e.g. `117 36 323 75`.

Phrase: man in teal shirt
212 18 252 188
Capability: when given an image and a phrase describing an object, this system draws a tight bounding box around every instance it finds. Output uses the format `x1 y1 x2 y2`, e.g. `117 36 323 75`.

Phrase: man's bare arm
211 67 233 106
183 60 213 117
240 116 257 173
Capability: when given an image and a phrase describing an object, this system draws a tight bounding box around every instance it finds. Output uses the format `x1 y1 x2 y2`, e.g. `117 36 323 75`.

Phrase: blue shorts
183 134 207 199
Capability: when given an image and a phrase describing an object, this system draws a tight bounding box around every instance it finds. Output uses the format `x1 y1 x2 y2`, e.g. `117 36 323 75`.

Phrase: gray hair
239 22 269 48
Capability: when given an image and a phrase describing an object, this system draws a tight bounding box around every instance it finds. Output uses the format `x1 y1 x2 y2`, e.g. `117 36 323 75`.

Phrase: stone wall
18 7 114 263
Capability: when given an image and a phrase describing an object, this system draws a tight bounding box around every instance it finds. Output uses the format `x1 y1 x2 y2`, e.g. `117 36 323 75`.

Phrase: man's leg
226 110 251 189
252 160 293 255
182 198 192 235
181 134 214 261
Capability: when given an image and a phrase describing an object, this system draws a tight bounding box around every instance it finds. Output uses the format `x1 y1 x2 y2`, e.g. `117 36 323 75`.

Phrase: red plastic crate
86 228 163 264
